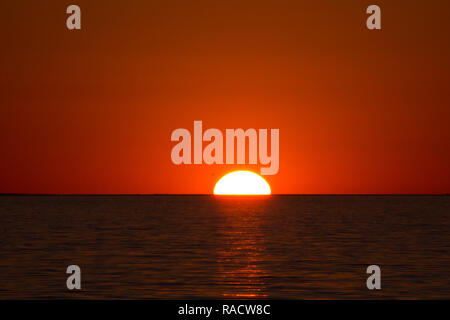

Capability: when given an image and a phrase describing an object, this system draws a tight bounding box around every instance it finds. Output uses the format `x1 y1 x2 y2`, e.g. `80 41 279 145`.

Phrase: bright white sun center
213 171 271 195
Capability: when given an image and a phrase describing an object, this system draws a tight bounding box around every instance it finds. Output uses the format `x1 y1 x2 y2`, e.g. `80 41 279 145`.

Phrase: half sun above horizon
213 171 271 195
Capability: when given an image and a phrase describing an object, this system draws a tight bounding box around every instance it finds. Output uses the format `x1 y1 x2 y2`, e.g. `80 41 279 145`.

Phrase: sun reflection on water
215 197 270 298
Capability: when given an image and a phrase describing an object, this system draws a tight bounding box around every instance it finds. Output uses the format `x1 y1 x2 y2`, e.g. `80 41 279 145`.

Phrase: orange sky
1 0 449 194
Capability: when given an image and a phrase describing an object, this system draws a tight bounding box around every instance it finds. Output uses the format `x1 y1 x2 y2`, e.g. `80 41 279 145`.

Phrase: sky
0 0 449 194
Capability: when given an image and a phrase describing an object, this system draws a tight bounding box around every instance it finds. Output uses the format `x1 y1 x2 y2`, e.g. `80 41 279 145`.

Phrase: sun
213 171 271 195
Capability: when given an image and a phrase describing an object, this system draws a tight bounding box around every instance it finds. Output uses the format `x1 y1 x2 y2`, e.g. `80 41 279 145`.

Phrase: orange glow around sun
213 171 271 195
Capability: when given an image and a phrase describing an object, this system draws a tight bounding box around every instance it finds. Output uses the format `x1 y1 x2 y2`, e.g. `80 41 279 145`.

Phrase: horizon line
0 193 448 196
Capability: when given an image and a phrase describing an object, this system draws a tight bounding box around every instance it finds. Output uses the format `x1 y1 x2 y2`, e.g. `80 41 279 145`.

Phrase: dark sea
0 195 449 299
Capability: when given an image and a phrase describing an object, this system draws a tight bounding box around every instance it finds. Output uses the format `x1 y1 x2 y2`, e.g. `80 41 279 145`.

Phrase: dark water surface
0 195 449 299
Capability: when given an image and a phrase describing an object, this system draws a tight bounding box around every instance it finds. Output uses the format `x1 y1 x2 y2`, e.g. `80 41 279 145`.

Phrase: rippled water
0 195 449 299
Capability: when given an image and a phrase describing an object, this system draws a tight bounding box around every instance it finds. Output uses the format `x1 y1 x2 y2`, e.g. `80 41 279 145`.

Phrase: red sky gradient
1 1 449 194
